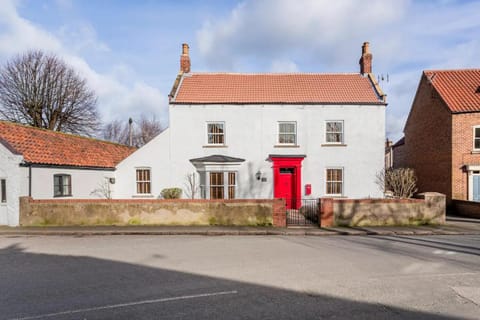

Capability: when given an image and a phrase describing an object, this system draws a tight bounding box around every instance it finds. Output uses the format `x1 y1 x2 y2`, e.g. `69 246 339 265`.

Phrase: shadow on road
0 243 465 320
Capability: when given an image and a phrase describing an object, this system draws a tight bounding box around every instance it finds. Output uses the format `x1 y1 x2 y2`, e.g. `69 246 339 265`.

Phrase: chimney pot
180 43 191 73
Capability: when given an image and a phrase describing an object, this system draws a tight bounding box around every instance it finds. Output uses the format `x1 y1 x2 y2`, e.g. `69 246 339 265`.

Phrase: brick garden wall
19 197 287 227
452 199 480 219
319 193 446 227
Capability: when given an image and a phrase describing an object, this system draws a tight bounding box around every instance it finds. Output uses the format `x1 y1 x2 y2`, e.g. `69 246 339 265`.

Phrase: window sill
471 150 480 154
274 145 300 148
203 145 228 148
132 194 154 198
321 144 347 147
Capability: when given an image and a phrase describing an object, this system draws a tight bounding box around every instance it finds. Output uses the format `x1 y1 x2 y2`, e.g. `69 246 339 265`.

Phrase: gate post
273 198 287 227
319 198 334 227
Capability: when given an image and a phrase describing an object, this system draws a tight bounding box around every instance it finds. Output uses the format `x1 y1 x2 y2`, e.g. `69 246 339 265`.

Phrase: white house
114 42 387 207
0 121 135 226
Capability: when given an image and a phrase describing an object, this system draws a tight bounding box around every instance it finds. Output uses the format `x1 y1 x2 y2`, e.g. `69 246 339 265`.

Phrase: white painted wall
0 144 24 226
114 104 385 199
30 167 115 199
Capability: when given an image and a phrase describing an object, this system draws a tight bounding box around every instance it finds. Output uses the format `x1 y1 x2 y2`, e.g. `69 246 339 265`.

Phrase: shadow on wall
237 161 272 199
0 243 465 320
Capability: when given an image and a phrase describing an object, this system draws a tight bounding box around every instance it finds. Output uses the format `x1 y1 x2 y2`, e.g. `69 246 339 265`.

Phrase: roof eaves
367 73 387 104
171 101 387 105
0 136 22 155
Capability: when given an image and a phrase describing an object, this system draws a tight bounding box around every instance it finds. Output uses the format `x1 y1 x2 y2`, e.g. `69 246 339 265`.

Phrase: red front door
278 168 295 208
271 156 305 210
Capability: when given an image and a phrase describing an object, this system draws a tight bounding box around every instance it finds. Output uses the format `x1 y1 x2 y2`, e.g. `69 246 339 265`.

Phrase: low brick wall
452 199 480 219
19 197 286 227
320 192 446 227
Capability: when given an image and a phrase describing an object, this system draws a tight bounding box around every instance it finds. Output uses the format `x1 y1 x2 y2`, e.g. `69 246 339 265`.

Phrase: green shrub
161 188 183 199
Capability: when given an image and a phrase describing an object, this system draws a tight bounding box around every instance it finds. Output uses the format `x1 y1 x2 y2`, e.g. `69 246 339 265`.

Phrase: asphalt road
0 234 479 319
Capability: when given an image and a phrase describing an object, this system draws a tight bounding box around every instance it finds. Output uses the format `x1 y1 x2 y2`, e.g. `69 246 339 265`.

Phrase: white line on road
9 290 238 320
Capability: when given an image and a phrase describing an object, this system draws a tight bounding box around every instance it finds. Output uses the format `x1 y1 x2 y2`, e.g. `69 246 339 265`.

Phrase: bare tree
102 114 163 146
376 168 418 198
90 178 112 199
136 114 162 146
0 50 99 136
184 172 199 199
102 119 129 145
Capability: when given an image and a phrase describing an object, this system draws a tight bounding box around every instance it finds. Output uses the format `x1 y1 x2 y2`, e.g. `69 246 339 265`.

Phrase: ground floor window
54 174 72 197
202 171 237 199
1 179 6 203
326 168 343 196
136 168 151 194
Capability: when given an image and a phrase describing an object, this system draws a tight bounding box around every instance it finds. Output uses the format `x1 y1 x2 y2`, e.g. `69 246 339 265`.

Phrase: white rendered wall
115 128 172 198
30 167 115 199
114 104 385 199
0 144 24 226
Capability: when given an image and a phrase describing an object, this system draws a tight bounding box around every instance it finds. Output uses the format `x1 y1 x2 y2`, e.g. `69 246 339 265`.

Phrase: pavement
0 215 479 236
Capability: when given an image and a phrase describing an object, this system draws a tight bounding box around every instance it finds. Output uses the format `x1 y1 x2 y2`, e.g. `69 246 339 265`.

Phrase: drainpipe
28 165 32 197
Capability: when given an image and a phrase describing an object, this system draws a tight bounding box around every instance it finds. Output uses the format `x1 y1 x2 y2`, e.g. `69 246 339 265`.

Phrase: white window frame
325 120 344 144
325 167 344 196
200 171 237 200
135 167 152 195
206 122 226 146
473 126 480 151
277 121 297 145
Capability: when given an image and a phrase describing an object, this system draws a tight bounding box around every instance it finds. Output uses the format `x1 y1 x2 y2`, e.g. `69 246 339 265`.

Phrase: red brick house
393 69 480 203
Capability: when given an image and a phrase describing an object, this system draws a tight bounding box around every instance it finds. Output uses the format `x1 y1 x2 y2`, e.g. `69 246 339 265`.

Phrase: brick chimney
359 42 372 75
180 43 191 73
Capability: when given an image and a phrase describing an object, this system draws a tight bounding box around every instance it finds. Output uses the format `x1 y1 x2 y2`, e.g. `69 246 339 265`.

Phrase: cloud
197 0 480 139
0 0 168 130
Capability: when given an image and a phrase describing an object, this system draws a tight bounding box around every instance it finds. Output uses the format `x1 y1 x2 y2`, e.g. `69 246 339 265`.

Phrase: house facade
0 121 135 226
393 69 480 203
114 43 387 205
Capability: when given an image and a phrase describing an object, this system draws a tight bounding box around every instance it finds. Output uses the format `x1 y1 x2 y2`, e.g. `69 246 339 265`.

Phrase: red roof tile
172 73 385 105
0 121 136 168
424 69 480 113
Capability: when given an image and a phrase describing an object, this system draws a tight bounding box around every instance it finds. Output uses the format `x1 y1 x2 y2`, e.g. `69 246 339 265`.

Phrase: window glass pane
326 169 343 195
475 127 480 138
326 121 343 143
475 139 480 149
136 169 151 194
208 123 225 144
1 179 6 203
278 122 296 144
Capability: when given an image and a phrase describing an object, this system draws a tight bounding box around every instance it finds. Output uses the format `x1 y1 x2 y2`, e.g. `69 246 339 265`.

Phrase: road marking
10 290 238 320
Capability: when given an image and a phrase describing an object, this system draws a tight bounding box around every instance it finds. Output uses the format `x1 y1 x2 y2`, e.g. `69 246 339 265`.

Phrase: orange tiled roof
0 121 136 168
424 69 480 113
172 73 385 105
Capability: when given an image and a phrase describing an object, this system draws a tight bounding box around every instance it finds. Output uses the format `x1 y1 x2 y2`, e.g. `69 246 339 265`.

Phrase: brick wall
320 193 446 227
451 113 480 200
392 143 407 168
452 199 480 219
403 75 453 201
20 197 287 227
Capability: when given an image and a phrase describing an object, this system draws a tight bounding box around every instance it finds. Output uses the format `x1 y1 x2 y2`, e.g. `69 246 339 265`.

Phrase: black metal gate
286 199 319 226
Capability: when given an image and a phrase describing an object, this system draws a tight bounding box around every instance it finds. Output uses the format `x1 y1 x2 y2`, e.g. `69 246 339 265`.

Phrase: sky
0 0 479 141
